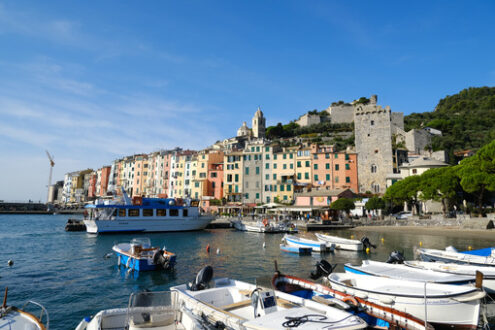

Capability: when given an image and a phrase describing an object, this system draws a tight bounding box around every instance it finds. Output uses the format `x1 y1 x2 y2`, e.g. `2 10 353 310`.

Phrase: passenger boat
315 233 363 251
75 290 205 330
83 189 214 234
112 238 176 271
344 260 475 285
283 234 330 252
0 287 49 330
279 244 312 254
272 269 432 329
171 266 367 329
327 272 485 328
419 246 495 266
405 260 495 293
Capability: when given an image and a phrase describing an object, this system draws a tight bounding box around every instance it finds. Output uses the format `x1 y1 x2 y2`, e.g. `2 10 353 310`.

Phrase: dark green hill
405 87 495 161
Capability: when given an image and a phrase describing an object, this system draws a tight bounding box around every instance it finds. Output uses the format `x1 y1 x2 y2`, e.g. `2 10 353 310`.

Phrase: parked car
393 211 412 220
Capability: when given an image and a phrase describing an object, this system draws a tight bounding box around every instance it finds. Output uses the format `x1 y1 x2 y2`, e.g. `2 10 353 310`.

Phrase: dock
298 223 354 231
206 218 232 229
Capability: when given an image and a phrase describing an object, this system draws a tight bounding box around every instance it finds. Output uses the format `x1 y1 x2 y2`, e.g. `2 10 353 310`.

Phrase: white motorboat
419 246 495 266
83 189 213 234
344 260 475 285
75 291 204 330
171 266 367 329
405 260 495 293
327 272 485 328
283 234 330 252
315 233 363 251
231 219 296 233
0 288 49 330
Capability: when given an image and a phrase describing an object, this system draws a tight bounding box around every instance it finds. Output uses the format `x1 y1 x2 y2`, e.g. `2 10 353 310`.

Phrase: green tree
330 198 355 215
384 175 422 214
457 140 495 215
419 166 460 216
365 197 385 213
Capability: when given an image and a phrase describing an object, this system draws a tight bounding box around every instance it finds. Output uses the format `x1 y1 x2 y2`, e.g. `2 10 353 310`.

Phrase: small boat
405 260 495 293
315 233 363 251
344 260 475 285
283 234 330 252
112 238 176 271
231 219 289 233
0 287 49 330
419 246 495 266
272 266 432 329
75 290 204 330
83 188 214 234
171 266 367 329
279 244 312 254
328 271 485 328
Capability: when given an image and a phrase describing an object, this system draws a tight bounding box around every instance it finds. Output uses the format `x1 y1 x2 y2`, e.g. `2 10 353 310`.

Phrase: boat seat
341 279 354 287
312 295 336 306
221 299 252 311
276 297 297 308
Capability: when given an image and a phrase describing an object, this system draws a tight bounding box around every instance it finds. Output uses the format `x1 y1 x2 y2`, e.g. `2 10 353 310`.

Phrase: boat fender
386 250 405 264
117 255 121 266
189 265 214 291
310 260 335 280
360 236 376 250
378 297 394 305
206 244 210 253
342 296 359 307
262 219 268 227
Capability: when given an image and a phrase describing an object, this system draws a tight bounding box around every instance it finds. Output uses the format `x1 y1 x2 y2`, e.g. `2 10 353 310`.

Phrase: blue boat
283 234 329 252
112 238 176 271
280 244 312 254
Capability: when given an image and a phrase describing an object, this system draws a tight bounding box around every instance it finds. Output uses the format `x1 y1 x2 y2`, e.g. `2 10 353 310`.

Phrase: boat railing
21 300 49 329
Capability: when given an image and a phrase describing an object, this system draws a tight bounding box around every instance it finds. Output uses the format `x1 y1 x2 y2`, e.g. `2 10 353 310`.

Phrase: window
280 185 285 191
265 163 269 169
273 163 277 169
256 167 260 174
287 185 291 191
143 209 153 217
156 209 166 216
297 161 301 168
305 161 310 167
183 209 188 217
273 154 277 160
326 174 330 181
313 154 318 160
297 173 301 180
283 164 286 169
245 181 249 188
170 209 179 216
265 154 269 160
371 120 375 126
211 172 217 178
314 175 318 181
345 164 350 170
335 164 340 171
273 174 277 180
290 164 293 169
128 209 139 217
235 174 239 182
256 193 260 199
194 182 199 188
304 172 309 180
245 167 249 175
245 193 249 199
335 176 339 183
345 154 350 160
283 154 287 159
118 209 126 217
265 147 270 152
265 174 269 180
264 185 269 191
371 164 377 173
235 185 239 192
325 163 330 169
212 182 216 188
227 174 232 182
334 154 338 159
412 169 417 174
256 146 260 152
251 147 255 152
289 153 293 159
314 164 318 170
201 163 205 168
283 195 288 201
325 153 330 159
346 176 351 183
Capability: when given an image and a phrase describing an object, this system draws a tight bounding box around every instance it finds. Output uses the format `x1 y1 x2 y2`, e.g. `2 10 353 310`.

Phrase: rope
282 313 356 328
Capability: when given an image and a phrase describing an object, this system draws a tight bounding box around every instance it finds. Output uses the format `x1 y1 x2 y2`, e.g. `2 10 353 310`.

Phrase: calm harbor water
1 214 494 329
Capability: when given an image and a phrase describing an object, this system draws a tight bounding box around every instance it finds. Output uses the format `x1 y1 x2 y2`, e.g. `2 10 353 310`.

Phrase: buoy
216 248 220 255
350 235 354 239
381 238 384 243
7 260 13 267
263 242 266 248
468 246 472 251
366 247 370 254
206 244 210 253
419 241 423 247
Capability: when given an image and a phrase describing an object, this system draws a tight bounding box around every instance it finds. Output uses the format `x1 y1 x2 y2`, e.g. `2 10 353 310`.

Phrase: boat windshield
126 291 177 328
131 238 151 248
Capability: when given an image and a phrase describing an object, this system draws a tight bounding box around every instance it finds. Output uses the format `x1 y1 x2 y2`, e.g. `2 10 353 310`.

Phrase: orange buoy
206 244 210 253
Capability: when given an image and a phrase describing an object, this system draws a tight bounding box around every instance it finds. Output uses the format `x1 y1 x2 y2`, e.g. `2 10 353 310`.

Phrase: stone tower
354 95 395 194
252 107 266 139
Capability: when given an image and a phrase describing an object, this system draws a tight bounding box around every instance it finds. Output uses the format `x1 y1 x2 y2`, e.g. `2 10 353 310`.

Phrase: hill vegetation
405 87 495 161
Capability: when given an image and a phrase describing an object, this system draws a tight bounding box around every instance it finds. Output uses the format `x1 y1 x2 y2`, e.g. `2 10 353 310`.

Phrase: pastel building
242 140 265 204
132 154 148 197
295 147 312 188
223 151 244 202
271 147 297 203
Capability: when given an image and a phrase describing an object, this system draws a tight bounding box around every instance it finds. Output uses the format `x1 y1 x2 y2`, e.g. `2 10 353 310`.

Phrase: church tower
252 107 266 139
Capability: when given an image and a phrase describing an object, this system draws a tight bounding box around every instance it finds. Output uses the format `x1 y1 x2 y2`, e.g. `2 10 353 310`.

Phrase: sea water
0 214 493 329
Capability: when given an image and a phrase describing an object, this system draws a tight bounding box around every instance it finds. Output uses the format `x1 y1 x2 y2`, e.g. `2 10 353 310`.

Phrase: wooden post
2 287 7 309
476 271 484 289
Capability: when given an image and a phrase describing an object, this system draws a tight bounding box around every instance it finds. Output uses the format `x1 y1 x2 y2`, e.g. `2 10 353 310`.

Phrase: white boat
419 246 495 266
83 189 213 234
405 260 495 293
283 234 330 252
327 272 485 328
75 290 205 330
171 267 367 329
231 219 297 233
344 260 475 285
0 288 49 330
112 238 176 271
315 233 362 251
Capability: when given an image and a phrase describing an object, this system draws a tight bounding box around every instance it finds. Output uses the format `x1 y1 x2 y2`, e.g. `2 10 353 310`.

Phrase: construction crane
45 150 55 204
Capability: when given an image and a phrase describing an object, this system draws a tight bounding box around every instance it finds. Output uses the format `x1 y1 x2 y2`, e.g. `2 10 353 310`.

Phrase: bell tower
252 107 266 139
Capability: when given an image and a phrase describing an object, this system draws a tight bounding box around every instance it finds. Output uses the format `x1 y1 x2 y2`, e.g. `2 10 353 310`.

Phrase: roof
400 157 448 169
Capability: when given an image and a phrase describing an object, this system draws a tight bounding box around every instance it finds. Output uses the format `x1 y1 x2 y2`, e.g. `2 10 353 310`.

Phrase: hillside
405 87 495 161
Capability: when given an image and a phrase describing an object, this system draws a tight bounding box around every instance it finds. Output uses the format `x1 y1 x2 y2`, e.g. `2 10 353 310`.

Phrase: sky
1 1 495 201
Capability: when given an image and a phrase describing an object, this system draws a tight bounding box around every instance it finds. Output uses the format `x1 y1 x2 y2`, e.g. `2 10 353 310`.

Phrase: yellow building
132 154 148 197
272 147 297 203
295 147 312 187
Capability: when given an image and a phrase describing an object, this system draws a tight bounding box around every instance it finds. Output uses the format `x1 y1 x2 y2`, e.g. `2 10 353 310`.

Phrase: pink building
88 172 97 199
99 166 111 197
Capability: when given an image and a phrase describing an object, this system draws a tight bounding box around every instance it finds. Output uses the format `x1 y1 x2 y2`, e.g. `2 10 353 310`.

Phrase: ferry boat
83 189 214 234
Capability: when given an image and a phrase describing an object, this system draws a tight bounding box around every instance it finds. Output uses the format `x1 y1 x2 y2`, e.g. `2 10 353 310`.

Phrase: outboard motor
251 288 278 318
153 250 170 270
386 250 405 264
189 266 214 291
310 259 334 280
361 236 376 250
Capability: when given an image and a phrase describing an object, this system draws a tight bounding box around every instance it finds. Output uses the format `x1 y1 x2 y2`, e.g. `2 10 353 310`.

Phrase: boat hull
84 215 213 234
315 233 362 251
284 235 328 252
419 248 495 266
280 244 312 254
112 243 176 271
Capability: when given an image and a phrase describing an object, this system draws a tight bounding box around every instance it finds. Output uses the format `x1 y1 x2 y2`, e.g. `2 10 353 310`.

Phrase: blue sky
1 1 494 201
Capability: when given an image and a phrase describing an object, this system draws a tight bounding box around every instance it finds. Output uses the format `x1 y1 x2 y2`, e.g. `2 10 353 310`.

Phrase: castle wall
326 104 354 124
296 113 321 127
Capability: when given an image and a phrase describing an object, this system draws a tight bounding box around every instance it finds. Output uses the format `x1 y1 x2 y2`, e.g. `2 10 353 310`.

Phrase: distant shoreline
352 225 495 239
